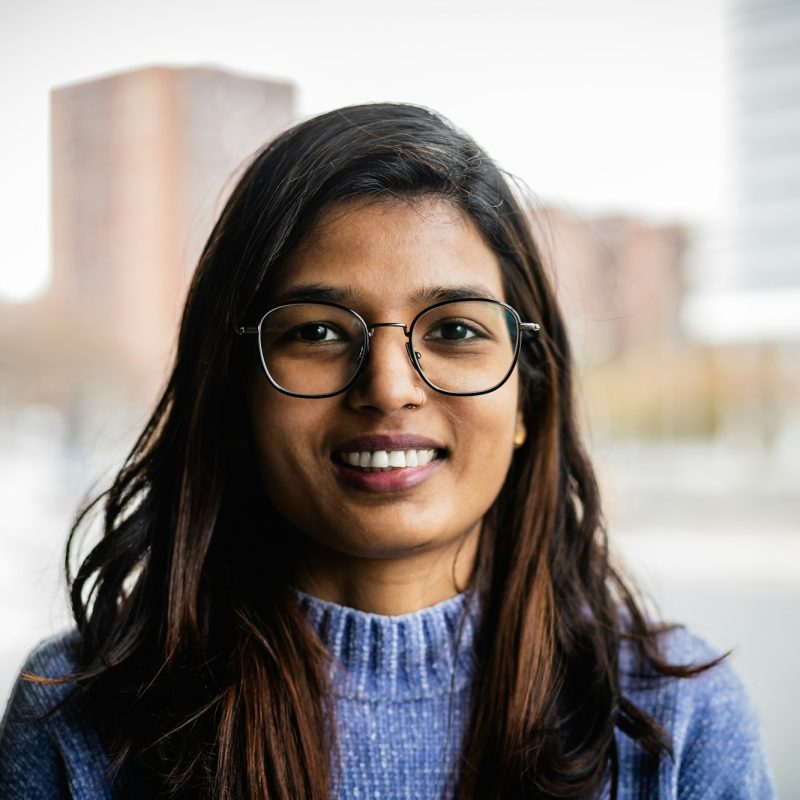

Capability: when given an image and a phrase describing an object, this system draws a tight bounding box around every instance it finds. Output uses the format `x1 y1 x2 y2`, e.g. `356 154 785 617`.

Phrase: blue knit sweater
0 589 775 799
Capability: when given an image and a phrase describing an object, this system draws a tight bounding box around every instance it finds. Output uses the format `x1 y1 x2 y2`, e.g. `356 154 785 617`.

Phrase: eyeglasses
236 299 541 398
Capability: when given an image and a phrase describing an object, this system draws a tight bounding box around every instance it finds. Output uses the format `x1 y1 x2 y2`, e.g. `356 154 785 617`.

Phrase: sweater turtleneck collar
291 587 481 702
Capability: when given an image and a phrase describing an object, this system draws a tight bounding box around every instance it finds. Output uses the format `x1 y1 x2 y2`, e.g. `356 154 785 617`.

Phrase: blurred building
49 66 295 404
531 207 706 439
686 0 800 340
531 207 687 365
679 0 800 448
729 0 800 293
0 66 294 427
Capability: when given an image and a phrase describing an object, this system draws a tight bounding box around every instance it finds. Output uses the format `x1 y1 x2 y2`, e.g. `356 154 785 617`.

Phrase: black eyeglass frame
236 298 541 399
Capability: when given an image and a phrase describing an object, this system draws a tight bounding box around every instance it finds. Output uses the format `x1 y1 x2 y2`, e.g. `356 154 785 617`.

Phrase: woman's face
246 198 520 573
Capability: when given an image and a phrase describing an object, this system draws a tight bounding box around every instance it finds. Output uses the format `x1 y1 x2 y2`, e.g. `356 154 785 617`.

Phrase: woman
0 103 773 799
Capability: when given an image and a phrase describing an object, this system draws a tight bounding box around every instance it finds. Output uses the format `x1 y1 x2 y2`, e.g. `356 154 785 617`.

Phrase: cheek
447 382 518 480
247 389 322 496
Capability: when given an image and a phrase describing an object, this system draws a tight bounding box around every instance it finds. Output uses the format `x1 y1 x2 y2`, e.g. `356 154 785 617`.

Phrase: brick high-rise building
530 206 687 364
47 66 294 404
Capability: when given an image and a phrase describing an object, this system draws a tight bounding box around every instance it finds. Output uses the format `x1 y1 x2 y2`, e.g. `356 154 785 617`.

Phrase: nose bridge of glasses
361 321 420 376
366 322 421 363
367 321 411 338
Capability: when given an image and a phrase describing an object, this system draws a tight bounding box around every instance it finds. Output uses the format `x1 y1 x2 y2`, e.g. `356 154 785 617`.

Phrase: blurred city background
1 0 798 794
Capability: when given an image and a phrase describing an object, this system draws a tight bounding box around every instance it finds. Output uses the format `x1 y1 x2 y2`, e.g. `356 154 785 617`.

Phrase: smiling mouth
333 448 445 471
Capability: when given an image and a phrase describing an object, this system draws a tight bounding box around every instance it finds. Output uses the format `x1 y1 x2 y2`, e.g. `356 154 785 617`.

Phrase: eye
292 323 344 342
427 320 482 341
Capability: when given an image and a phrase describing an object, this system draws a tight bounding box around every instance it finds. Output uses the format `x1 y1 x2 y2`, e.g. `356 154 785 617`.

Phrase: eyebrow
270 283 500 307
270 284 366 306
411 285 499 304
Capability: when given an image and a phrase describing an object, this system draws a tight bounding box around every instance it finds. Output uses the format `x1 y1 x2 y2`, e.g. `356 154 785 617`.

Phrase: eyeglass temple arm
235 326 259 336
520 322 541 334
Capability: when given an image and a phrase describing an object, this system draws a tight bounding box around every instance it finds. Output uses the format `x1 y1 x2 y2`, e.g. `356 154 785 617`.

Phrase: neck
291 524 481 615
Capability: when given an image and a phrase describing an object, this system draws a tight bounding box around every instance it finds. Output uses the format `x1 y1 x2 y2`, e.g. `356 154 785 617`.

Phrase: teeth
417 449 434 466
338 449 439 470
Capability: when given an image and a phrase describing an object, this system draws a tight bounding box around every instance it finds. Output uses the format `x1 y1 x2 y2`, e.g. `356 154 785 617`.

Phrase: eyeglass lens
258 301 519 397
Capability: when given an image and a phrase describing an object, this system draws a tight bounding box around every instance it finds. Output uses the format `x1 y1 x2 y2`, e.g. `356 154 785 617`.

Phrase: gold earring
514 419 527 448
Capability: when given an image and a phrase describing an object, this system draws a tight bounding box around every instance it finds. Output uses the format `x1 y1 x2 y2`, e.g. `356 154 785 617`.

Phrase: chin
332 530 441 560
341 515 477 558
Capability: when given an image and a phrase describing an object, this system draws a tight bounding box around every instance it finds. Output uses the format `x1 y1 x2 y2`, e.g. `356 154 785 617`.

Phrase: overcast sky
0 0 730 301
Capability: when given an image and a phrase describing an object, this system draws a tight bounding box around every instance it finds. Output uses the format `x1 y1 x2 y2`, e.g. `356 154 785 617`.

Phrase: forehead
268 198 506 309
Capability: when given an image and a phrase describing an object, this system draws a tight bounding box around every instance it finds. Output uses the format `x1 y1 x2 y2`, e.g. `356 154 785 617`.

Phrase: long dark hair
49 103 717 798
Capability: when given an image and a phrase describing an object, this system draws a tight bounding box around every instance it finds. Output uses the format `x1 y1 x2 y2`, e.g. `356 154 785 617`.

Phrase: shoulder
3 629 82 718
15 628 80 705
635 627 759 742
0 629 114 800
618 626 776 799
25 628 82 674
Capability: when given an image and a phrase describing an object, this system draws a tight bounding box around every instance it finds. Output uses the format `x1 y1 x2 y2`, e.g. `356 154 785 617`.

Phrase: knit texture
295 588 479 799
0 590 775 799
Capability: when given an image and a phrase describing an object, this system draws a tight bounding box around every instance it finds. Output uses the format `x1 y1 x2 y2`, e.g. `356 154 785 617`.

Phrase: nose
345 327 424 414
